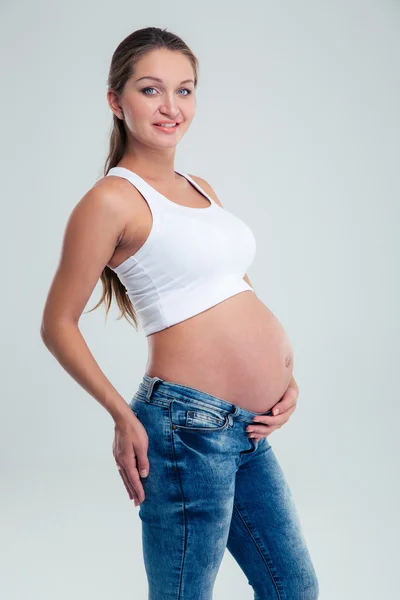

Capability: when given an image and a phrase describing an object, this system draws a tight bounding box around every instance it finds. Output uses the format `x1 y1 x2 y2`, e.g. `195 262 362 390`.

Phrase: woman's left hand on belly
246 377 299 441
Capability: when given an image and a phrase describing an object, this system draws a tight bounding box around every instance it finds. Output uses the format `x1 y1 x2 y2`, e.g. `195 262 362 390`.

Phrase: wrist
109 398 135 425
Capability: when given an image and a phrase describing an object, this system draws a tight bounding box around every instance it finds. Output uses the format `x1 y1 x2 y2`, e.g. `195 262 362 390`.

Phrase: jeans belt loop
228 405 239 425
145 376 164 402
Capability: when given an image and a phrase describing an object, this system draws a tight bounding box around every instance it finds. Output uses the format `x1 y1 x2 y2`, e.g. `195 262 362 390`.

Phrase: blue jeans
129 374 319 600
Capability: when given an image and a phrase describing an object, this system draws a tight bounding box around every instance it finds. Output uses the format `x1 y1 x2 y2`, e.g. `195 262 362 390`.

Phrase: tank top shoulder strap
175 171 217 206
106 166 164 217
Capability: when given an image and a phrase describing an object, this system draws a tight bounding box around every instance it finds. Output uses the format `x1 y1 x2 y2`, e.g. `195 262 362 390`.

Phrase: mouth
153 122 181 132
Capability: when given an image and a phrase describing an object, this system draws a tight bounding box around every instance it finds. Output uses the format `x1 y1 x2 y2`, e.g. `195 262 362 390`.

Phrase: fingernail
273 409 279 415
140 469 148 477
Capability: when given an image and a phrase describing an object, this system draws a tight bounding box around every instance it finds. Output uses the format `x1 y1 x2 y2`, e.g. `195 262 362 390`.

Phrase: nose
159 94 180 118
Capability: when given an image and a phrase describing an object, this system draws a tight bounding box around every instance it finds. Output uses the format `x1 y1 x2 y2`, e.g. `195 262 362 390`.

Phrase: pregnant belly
146 290 294 413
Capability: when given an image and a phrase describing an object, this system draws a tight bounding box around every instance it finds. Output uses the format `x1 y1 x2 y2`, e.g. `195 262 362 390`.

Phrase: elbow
40 320 53 349
40 313 64 349
40 313 78 347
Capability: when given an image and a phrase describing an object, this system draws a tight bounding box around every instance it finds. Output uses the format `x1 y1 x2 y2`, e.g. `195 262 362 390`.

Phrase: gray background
1 1 399 598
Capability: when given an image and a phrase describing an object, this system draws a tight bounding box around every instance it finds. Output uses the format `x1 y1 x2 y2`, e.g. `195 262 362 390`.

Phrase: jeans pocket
171 399 230 432
186 409 228 429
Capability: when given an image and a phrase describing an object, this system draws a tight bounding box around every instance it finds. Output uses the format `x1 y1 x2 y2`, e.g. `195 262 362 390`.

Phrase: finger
247 424 272 435
119 465 138 501
271 392 298 415
249 419 286 433
117 466 138 503
117 450 144 502
118 469 133 499
250 426 279 441
251 406 294 427
123 456 146 503
271 404 296 420
134 444 150 480
250 414 281 426
122 465 143 505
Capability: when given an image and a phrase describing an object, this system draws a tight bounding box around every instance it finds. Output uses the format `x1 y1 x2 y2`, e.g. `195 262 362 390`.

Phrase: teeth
155 123 177 128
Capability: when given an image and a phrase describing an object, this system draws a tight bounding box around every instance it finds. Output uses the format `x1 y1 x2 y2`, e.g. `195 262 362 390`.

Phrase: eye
141 87 157 96
141 87 193 97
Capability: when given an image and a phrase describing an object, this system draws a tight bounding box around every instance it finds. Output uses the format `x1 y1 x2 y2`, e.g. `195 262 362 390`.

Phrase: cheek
181 109 195 129
186 102 196 119
128 99 153 123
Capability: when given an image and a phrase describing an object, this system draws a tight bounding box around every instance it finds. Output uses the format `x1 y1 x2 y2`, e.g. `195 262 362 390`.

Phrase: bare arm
40 180 132 425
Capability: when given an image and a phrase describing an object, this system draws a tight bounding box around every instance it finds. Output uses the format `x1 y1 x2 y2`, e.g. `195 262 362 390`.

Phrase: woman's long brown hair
85 27 199 329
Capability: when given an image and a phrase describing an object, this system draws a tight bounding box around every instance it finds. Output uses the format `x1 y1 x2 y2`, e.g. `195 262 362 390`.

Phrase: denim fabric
129 374 319 600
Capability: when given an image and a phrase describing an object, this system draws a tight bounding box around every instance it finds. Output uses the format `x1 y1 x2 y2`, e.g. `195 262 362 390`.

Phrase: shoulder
71 175 127 220
67 174 141 243
187 174 224 208
88 172 144 217
92 172 139 202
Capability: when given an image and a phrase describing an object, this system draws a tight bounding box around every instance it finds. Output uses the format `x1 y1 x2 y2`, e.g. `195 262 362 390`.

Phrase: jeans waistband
135 373 274 423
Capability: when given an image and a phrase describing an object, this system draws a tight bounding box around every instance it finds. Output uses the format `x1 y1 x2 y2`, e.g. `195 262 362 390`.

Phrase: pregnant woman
40 26 319 600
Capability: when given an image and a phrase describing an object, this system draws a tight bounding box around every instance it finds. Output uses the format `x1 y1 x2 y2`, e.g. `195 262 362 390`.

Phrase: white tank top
106 166 256 336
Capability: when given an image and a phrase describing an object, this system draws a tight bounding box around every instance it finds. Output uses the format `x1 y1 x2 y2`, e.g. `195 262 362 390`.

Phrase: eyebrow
135 76 195 85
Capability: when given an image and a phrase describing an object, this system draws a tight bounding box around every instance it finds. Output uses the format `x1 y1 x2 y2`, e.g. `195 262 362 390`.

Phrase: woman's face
112 48 196 149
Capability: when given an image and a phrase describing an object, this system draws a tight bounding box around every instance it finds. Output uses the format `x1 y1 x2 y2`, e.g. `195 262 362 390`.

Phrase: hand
112 412 150 506
246 381 299 442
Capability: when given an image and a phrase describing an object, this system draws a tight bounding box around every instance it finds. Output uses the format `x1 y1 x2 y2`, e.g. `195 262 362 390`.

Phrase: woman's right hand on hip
112 413 149 506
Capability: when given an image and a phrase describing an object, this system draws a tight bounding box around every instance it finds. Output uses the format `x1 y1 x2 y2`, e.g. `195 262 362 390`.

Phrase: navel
285 355 292 368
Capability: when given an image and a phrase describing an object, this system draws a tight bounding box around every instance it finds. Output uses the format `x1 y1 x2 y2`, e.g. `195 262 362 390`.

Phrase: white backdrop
1 1 399 599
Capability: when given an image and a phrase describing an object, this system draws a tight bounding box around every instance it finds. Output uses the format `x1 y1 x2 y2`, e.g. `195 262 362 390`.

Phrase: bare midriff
146 289 294 413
